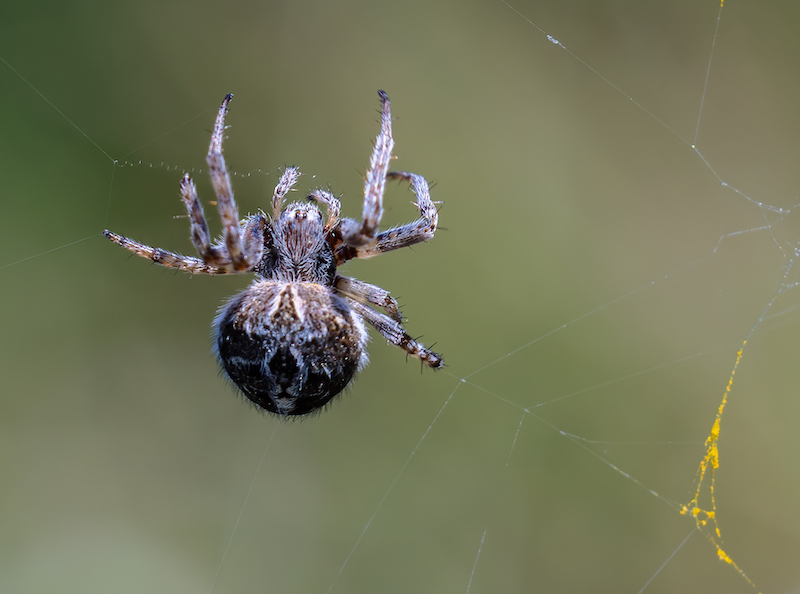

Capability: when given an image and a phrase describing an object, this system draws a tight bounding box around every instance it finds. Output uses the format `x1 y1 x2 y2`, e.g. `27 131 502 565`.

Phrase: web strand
3 1 798 592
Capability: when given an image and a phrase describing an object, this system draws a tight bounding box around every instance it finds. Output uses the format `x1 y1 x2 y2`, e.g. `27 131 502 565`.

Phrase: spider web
2 1 800 593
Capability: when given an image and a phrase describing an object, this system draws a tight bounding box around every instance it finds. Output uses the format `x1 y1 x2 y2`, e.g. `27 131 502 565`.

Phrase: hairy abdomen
214 281 368 416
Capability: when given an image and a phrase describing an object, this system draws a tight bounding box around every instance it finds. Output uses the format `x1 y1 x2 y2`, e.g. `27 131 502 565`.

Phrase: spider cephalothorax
104 91 442 415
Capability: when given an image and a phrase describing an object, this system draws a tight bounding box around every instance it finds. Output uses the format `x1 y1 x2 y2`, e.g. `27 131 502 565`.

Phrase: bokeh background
2 1 800 592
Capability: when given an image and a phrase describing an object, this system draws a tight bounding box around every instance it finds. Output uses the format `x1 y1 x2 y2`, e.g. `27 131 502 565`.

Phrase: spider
104 91 442 416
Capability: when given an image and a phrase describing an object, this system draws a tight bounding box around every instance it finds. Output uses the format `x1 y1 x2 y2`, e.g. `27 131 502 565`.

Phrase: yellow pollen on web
681 341 761 592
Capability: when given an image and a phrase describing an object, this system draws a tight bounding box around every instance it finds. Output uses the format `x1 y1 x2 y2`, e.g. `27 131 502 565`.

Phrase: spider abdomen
213 281 369 415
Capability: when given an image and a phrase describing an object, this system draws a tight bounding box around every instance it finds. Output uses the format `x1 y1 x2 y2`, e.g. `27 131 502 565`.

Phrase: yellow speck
681 340 759 591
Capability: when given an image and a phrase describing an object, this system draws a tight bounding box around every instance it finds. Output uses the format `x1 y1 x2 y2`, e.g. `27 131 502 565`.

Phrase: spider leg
206 94 250 271
342 90 393 247
103 230 232 275
335 171 438 263
179 174 228 265
347 299 443 369
181 170 266 272
335 275 402 322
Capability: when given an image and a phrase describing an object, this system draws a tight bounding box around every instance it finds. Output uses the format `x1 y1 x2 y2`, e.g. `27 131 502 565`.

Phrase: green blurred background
2 1 800 592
